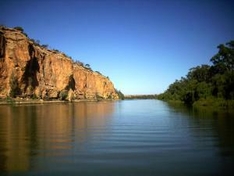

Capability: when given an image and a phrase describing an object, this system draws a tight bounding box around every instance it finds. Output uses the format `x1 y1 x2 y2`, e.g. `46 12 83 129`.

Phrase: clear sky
1 0 234 95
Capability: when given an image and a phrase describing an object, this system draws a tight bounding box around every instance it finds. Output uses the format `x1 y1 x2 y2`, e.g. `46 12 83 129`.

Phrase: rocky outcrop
0 26 119 100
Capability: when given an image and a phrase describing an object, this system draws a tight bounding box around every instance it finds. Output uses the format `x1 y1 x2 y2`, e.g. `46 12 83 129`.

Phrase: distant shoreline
124 94 156 99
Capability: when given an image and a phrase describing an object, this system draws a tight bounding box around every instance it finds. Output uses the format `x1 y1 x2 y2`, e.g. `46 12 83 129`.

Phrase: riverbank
0 97 116 105
160 98 234 110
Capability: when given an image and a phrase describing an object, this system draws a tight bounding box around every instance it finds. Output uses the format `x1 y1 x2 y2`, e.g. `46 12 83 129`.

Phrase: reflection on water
0 100 234 175
0 102 115 173
167 102 234 157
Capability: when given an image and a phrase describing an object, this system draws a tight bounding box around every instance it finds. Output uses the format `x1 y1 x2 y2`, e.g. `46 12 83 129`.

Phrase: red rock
0 26 119 100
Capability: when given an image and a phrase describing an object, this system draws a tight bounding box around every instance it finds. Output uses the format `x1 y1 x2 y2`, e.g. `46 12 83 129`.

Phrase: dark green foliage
125 94 156 99
158 40 234 107
14 26 24 32
74 60 84 67
85 64 92 70
59 90 68 100
14 26 28 37
210 41 234 72
85 64 90 68
42 44 48 48
53 49 60 52
85 64 92 71
30 39 41 46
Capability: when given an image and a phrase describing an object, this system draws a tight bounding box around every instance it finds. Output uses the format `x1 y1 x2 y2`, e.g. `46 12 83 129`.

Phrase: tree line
157 40 234 108
125 94 157 99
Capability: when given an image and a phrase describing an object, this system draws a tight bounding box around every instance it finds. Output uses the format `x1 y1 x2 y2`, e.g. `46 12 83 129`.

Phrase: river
0 100 233 175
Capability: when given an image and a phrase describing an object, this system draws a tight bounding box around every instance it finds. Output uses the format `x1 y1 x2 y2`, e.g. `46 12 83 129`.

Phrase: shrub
59 90 68 100
74 60 84 66
85 64 91 69
42 44 48 48
14 26 24 32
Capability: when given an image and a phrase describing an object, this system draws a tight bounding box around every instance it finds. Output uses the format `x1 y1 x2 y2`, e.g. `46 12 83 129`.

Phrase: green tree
158 40 234 106
196 82 212 99
210 41 234 99
187 65 210 82
210 41 234 72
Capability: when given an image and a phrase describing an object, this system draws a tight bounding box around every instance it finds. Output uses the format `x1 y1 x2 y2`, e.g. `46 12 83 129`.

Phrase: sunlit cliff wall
0 26 119 100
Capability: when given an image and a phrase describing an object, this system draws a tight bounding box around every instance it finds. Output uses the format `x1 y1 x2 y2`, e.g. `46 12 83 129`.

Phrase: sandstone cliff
0 26 119 100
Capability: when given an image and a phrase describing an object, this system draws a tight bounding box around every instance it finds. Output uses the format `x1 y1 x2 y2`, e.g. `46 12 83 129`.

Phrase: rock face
0 26 119 100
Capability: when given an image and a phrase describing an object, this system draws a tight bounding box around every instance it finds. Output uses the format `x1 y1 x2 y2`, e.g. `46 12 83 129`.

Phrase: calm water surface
0 100 233 176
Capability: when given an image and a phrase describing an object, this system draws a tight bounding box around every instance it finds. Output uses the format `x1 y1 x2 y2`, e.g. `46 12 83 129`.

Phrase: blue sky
1 0 234 95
